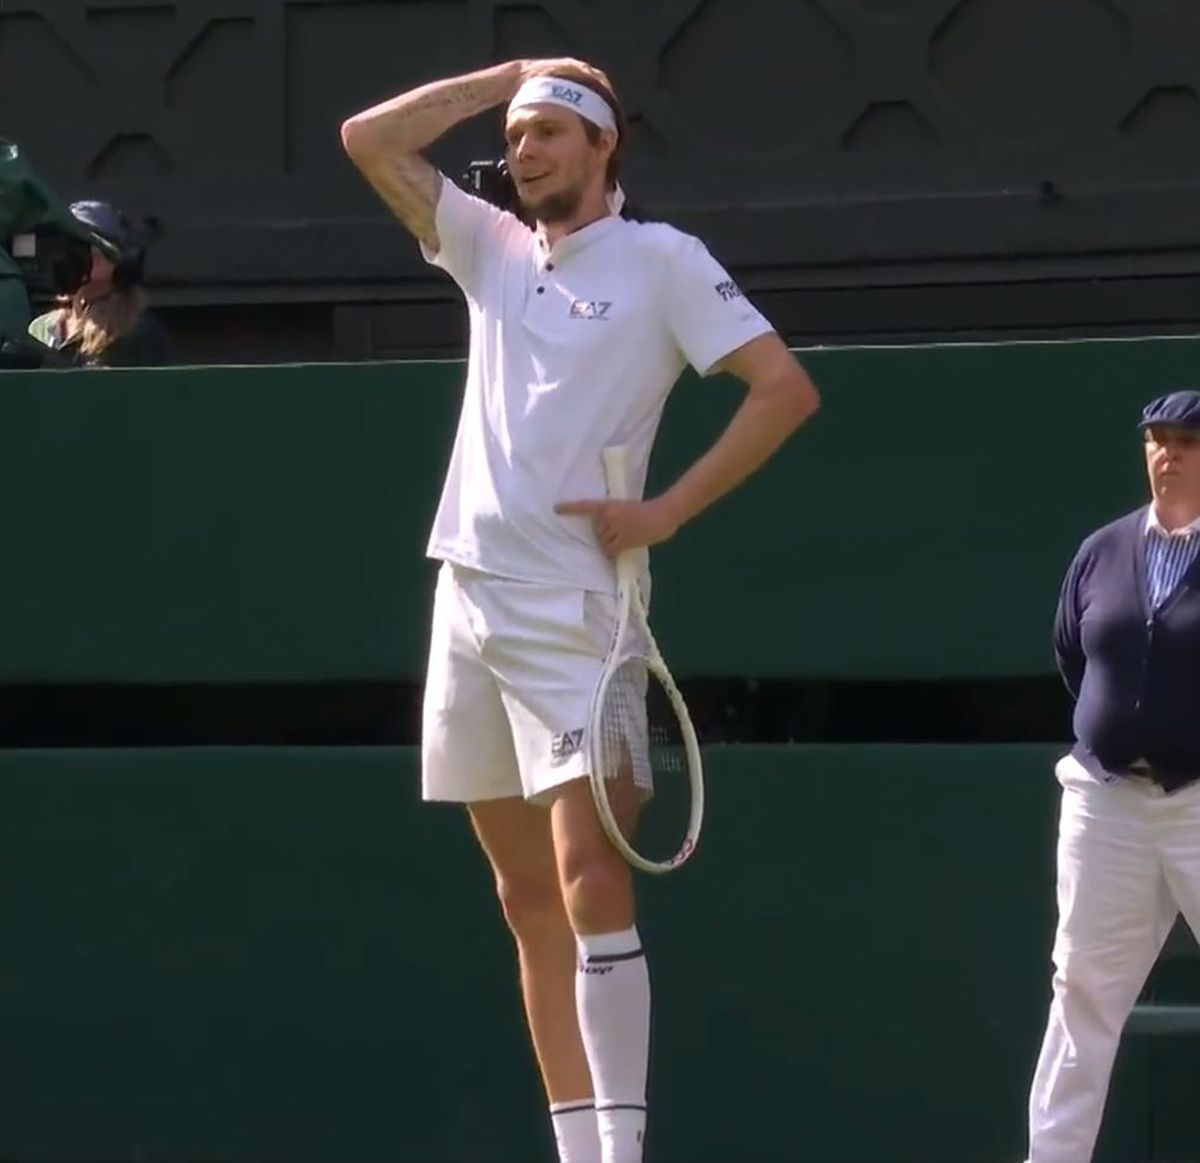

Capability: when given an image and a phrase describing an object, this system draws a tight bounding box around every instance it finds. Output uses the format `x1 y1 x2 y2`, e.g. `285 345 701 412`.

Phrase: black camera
0 137 105 365
0 139 161 368
462 158 520 214
8 225 93 299
459 156 643 225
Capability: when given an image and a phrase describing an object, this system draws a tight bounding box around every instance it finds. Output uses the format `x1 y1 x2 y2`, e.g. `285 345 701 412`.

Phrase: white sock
575 927 650 1163
550 1100 601 1163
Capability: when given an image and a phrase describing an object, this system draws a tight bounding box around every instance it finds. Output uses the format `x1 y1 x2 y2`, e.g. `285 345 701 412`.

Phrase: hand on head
517 57 613 92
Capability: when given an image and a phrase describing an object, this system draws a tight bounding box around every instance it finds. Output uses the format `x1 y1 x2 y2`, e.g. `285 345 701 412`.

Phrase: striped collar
1145 506 1200 538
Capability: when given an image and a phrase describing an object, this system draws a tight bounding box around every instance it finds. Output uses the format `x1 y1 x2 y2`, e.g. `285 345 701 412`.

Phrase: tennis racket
586 444 704 874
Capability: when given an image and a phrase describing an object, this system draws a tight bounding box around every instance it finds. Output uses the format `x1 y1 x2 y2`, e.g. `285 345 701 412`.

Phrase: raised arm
340 61 524 250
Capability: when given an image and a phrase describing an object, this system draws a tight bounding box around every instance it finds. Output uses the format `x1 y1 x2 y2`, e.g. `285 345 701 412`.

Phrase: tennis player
342 58 818 1163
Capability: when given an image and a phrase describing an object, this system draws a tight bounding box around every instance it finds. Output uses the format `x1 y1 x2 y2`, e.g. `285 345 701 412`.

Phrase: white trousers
1026 755 1200 1163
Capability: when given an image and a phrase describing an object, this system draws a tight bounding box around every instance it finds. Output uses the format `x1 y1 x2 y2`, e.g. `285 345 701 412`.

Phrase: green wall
1 743 1139 1163
0 335 1193 683
2 336 1195 1160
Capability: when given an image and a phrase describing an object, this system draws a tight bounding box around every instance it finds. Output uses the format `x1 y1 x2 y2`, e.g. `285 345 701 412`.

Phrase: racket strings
598 658 651 792
596 657 691 861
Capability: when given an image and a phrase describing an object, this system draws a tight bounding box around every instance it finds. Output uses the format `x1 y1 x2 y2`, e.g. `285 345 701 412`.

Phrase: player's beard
521 179 584 225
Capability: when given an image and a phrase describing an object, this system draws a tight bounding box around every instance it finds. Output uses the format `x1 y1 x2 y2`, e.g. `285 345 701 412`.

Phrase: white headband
508 76 617 134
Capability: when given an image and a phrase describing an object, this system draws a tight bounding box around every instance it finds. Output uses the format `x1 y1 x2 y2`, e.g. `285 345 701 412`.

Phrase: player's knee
494 873 565 939
558 853 631 929
1052 948 1143 1026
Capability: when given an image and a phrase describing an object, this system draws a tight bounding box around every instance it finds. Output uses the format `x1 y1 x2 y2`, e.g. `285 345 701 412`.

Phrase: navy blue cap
1138 390 1200 429
68 200 129 256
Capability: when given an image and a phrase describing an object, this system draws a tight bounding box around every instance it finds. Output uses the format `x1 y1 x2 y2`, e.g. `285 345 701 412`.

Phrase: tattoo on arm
356 152 445 250
343 65 520 249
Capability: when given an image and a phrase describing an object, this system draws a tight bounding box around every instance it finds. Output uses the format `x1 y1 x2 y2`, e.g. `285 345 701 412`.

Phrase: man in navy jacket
1024 390 1200 1163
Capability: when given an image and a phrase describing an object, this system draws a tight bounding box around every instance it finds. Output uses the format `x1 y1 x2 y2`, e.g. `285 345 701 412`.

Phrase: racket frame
585 445 705 874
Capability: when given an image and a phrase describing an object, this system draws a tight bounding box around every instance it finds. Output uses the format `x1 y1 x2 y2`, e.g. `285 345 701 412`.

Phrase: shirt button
546 262 555 271
536 287 545 295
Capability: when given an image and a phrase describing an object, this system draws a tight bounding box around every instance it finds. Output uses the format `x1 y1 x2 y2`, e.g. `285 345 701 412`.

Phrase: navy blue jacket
1055 506 1200 790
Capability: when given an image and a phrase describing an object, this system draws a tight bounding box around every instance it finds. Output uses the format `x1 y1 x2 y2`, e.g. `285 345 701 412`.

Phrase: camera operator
27 200 169 368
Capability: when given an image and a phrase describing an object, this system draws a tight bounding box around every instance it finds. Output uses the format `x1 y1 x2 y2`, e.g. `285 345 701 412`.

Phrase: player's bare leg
469 796 600 1163
551 777 648 1163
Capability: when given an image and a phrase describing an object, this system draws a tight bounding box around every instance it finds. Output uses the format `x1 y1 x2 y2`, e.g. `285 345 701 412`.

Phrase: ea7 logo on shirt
714 279 744 302
551 728 584 762
569 300 612 320
550 84 583 106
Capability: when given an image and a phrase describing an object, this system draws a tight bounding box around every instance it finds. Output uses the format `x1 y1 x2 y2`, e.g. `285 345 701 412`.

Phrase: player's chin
522 188 578 224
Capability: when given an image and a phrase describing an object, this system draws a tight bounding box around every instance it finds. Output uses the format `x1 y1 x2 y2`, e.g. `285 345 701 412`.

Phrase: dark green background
1 339 1195 1160
0 336 1187 684
2 743 1133 1163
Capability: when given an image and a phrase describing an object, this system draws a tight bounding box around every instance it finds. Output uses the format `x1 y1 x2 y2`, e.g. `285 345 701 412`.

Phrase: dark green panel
648 335 1200 677
0 743 1150 1162
0 361 461 682
641 743 1146 1163
0 746 545 1163
1132 953 1200 1161
0 336 1196 683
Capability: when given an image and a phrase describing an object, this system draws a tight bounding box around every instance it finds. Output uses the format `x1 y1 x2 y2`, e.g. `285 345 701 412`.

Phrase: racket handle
602 445 631 501
601 445 641 587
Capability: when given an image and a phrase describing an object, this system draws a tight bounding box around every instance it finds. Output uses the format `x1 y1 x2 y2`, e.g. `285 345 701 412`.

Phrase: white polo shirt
422 178 773 593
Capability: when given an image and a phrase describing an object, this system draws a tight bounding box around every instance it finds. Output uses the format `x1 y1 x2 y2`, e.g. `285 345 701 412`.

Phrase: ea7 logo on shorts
569 300 612 320
550 84 583 106
551 728 584 762
715 279 744 302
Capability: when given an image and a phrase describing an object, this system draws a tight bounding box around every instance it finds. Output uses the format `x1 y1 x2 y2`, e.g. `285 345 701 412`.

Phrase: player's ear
597 127 618 163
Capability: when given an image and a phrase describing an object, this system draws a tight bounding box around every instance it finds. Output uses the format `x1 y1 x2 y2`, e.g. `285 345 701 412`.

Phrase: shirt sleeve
662 234 775 376
420 177 523 299
1053 546 1088 700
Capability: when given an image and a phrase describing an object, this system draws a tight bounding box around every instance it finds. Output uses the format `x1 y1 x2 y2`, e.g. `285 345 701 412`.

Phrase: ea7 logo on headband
550 84 583 106
715 280 743 302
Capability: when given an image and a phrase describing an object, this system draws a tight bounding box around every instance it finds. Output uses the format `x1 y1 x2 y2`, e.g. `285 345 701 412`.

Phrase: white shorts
421 562 621 804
